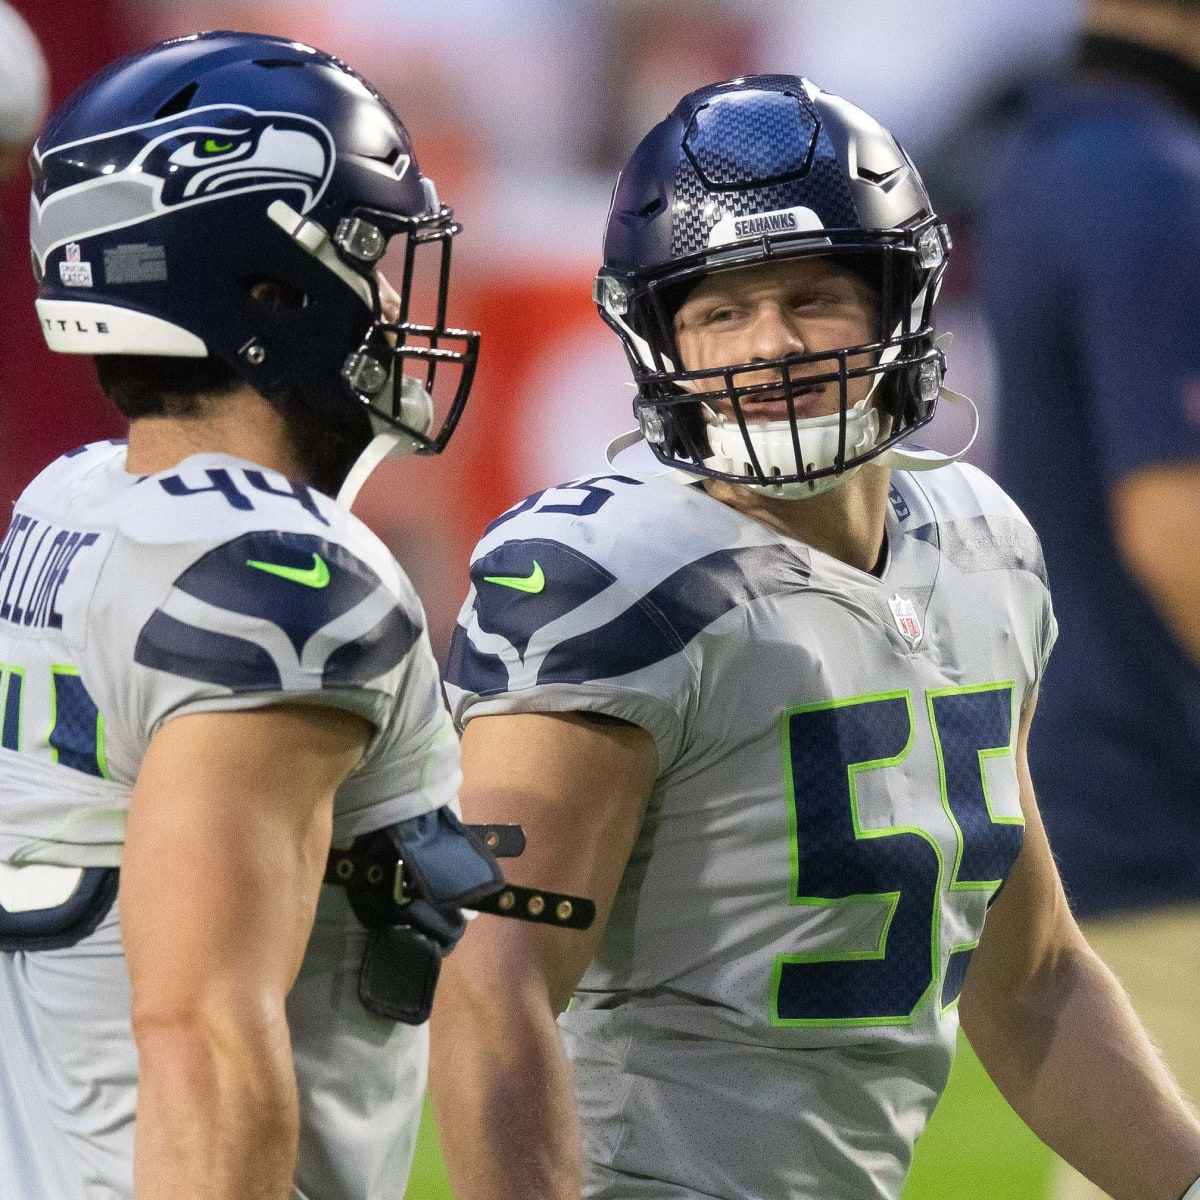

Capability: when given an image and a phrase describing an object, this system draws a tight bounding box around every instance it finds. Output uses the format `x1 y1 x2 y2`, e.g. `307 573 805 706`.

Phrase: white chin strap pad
336 376 435 508
702 400 881 499
604 383 980 500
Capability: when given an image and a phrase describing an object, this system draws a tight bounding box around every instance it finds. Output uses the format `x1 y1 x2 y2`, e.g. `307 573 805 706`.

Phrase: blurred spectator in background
981 3 1200 1197
0 1 47 181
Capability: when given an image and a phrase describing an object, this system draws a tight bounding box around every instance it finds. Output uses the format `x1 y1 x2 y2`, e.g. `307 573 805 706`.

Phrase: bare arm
121 704 371 1200
960 694 1200 1200
1111 461 1200 663
429 712 658 1200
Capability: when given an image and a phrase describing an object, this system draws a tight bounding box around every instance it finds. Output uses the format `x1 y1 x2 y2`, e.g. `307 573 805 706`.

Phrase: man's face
672 256 879 421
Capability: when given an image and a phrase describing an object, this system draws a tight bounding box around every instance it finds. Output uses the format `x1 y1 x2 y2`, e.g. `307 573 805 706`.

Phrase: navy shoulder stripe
171 531 378 656
137 611 283 691
445 626 508 697
451 540 816 700
135 530 421 692
538 544 809 684
323 605 420 688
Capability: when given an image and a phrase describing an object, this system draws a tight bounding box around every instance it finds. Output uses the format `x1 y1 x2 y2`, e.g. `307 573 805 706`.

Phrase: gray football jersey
447 464 1055 1200
0 440 458 1199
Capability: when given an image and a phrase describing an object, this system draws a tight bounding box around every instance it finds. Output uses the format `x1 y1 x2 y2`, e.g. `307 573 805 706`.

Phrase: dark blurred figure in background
982 2 1200 1196
0 2 47 180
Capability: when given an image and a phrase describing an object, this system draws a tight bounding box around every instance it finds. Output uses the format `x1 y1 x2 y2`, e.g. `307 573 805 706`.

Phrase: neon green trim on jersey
48 664 110 779
772 688 948 1029
0 662 26 751
246 553 330 589
95 710 110 780
482 561 545 594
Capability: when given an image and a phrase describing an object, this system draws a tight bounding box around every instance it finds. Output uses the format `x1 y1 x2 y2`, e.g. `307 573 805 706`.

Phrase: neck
124 386 306 481
1088 1 1200 68
705 463 892 572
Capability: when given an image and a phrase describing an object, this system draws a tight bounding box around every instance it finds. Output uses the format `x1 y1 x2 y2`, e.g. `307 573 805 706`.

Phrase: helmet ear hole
243 277 309 314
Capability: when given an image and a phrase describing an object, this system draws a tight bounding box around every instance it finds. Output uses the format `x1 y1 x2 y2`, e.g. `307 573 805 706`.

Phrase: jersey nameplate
0 516 101 631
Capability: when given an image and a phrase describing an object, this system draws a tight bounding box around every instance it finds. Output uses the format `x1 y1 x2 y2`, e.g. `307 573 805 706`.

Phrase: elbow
960 933 1090 1063
131 987 295 1093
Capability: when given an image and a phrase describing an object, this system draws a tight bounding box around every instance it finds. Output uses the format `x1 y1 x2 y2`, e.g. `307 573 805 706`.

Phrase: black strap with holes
323 823 593 930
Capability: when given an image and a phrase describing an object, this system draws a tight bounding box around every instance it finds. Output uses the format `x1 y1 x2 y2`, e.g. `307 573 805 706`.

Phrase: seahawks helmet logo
30 104 340 273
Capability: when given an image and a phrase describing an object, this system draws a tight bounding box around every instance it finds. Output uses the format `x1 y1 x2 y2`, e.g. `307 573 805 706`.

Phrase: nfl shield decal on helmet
888 593 923 646
59 241 93 287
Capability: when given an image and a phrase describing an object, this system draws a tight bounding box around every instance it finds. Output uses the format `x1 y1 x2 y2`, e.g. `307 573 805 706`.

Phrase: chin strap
884 332 978 472
604 385 979 482
337 432 407 509
337 376 436 509
605 427 646 465
605 429 700 485
882 383 979 473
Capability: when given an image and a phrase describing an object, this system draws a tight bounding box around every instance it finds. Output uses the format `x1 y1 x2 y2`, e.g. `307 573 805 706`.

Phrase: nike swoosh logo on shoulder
483 561 545 594
246 553 331 589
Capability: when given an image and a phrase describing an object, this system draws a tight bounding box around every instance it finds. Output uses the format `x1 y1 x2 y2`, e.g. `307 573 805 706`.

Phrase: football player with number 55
431 76 1200 1200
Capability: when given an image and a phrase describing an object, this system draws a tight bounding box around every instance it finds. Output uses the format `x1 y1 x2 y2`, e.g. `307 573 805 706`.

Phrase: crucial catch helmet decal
30 104 337 273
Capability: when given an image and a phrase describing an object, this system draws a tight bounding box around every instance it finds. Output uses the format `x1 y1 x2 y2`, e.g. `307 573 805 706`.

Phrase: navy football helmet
596 75 955 497
30 31 478 463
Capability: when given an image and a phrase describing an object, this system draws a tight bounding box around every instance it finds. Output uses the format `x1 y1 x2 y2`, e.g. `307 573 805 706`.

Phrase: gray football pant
0 885 426 1199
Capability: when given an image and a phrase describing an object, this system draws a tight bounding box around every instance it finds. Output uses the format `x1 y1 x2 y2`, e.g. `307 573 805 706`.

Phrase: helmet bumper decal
31 105 336 277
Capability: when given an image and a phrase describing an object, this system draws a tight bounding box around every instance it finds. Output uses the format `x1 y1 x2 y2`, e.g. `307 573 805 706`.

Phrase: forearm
133 1012 299 1199
964 941 1200 1200
430 963 582 1200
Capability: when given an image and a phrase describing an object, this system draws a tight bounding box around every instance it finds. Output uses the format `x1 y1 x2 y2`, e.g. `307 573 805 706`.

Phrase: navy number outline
771 682 1021 1027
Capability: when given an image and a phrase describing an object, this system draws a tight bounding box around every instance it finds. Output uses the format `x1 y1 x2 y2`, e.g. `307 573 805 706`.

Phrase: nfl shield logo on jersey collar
888 593 923 647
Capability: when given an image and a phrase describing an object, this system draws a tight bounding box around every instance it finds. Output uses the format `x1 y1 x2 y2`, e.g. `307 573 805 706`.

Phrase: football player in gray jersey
432 76 1200 1200
1 32 489 1200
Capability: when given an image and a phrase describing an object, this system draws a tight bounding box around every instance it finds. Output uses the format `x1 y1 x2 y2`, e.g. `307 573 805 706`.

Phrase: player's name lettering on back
0 517 100 630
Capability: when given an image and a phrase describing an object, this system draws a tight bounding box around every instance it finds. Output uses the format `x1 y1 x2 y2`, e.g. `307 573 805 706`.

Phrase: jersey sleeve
444 488 702 769
88 464 426 765
946 464 1058 702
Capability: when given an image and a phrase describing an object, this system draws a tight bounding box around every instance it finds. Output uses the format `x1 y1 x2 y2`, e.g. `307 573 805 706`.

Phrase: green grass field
403 1032 1057 1199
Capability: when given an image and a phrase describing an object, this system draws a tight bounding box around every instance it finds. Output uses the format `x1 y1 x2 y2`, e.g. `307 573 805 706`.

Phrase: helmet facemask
598 225 950 498
332 195 479 455
267 190 478 459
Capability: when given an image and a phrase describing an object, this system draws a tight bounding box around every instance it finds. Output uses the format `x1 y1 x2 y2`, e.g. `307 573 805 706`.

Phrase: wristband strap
1179 1176 1200 1200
